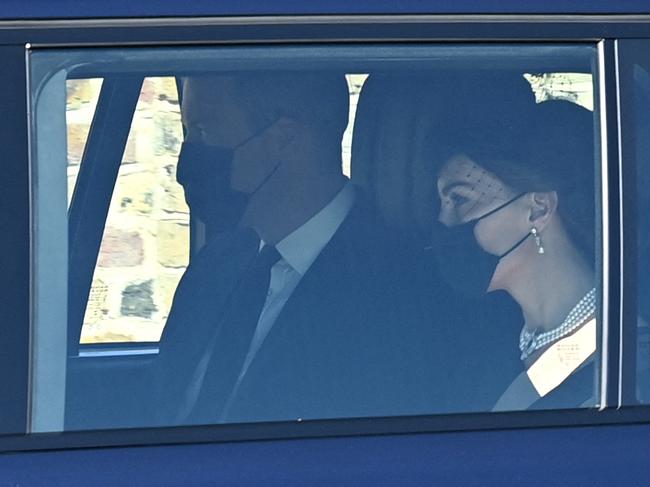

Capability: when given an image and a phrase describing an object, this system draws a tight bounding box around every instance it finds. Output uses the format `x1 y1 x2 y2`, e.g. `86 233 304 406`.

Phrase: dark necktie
199 243 282 419
228 244 283 336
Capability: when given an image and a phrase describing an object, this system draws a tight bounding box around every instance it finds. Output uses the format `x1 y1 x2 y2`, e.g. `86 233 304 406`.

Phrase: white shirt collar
269 182 355 276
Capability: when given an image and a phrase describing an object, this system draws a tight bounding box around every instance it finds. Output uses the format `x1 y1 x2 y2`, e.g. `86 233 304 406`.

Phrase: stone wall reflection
68 77 188 343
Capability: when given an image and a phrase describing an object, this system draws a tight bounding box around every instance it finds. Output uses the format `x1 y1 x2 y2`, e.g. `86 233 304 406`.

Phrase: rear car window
29 44 604 432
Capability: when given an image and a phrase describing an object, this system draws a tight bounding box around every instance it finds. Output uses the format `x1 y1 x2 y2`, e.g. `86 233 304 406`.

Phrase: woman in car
433 85 602 410
433 83 650 409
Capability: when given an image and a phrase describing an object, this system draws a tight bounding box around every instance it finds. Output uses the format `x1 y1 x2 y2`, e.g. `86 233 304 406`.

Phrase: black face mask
176 141 248 235
432 193 530 298
176 120 280 236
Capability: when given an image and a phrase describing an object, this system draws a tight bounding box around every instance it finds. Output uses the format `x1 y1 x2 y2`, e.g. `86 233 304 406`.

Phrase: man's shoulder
337 194 423 262
166 227 260 317
331 191 392 244
180 227 259 278
316 193 428 294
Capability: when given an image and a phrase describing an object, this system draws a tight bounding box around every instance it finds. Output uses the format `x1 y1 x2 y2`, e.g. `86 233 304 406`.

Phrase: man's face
181 77 281 194
181 77 250 148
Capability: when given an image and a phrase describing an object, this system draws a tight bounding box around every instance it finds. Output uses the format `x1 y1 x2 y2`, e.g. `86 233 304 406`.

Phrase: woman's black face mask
433 192 529 298
176 142 248 234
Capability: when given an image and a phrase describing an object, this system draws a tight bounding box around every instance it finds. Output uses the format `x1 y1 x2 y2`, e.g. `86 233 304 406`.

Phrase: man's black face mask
176 141 248 235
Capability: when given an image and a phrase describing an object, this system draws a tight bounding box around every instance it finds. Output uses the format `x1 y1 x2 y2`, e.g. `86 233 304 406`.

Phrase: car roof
2 0 649 21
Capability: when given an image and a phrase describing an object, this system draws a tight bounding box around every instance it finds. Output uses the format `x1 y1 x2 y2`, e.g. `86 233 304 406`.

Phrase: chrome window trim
597 39 626 409
597 40 611 409
77 348 159 358
25 43 35 436
0 15 646 49
3 14 650 31
615 39 626 408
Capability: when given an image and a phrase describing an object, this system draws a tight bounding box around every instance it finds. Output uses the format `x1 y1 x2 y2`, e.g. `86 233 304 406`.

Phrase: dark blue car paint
1 423 649 486
1 1 649 484
2 0 650 19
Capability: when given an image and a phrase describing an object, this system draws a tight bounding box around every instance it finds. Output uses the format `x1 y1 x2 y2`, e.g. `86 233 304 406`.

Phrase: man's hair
230 72 350 145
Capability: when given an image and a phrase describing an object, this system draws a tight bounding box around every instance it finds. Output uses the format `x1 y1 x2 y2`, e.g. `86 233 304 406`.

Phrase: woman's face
437 154 531 257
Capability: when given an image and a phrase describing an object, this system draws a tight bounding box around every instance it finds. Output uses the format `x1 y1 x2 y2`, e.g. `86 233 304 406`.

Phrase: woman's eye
449 193 469 207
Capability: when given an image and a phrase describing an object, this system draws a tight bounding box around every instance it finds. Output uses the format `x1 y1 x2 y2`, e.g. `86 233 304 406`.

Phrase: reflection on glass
524 72 593 110
78 77 188 343
66 78 102 206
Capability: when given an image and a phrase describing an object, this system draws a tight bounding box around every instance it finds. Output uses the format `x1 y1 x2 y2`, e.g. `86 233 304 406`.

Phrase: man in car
154 73 434 425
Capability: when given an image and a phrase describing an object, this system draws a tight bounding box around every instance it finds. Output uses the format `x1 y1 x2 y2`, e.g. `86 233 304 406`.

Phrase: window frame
0 14 646 451
610 38 650 407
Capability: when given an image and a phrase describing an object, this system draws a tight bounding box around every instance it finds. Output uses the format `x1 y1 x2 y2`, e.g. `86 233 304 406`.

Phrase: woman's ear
528 191 558 231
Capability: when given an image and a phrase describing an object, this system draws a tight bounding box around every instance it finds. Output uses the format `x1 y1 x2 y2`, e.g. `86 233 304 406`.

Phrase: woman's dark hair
435 76 596 262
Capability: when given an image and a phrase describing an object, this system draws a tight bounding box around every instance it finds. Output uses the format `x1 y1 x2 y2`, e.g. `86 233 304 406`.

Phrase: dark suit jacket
153 199 440 426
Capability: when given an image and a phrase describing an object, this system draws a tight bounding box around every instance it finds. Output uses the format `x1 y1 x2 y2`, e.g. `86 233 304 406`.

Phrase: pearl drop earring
530 227 544 254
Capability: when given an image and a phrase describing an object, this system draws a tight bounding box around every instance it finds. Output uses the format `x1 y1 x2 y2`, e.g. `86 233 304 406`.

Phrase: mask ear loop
486 193 535 259
472 192 530 260
498 229 533 259
473 191 527 222
235 118 284 199
426 192 528 252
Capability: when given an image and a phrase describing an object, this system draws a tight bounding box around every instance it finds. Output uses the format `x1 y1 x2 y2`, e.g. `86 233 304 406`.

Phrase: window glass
633 64 650 404
29 44 600 432
617 41 650 405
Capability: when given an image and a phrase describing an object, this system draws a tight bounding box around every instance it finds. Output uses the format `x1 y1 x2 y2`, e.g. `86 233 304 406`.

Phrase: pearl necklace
519 287 596 361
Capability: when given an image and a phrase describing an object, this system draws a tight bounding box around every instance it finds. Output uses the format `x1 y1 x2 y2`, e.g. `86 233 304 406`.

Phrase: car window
29 44 602 432
616 40 650 405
